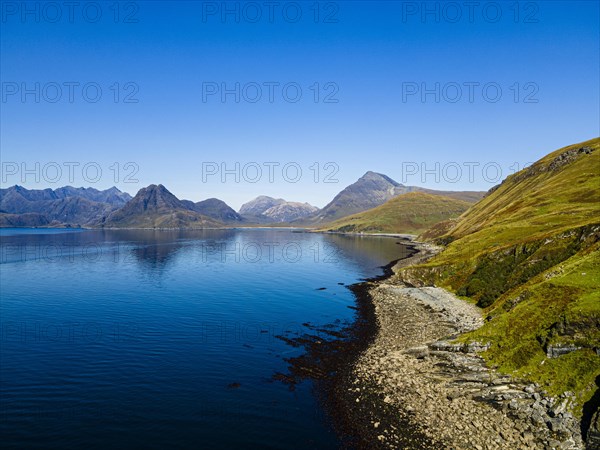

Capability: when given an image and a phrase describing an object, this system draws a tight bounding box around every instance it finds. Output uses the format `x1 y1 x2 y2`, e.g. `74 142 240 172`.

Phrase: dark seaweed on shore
271 243 435 449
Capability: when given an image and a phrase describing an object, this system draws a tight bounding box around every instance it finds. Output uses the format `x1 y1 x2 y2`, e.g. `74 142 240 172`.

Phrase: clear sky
1 0 599 209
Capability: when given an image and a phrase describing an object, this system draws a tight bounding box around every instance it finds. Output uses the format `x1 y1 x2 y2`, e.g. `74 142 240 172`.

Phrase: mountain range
0 171 485 229
0 185 131 227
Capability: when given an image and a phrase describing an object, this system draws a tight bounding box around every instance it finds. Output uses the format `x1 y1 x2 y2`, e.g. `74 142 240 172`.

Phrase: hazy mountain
312 171 485 223
239 196 319 223
0 185 57 203
99 184 222 228
262 202 319 223
0 185 131 227
239 196 286 216
186 198 244 223
53 186 131 206
45 197 115 225
0 185 131 208
180 200 197 211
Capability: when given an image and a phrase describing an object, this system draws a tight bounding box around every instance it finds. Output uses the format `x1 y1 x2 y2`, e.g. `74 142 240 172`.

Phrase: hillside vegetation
397 137 600 417
319 192 472 234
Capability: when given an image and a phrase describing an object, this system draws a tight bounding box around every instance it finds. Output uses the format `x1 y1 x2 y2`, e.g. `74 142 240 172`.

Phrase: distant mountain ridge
1 185 131 206
262 202 319 222
239 196 319 223
0 185 131 227
53 186 132 205
239 195 285 216
0 171 485 228
185 198 244 223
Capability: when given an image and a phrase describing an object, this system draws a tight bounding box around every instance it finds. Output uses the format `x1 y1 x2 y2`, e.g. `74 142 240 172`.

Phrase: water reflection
322 233 414 276
0 228 412 275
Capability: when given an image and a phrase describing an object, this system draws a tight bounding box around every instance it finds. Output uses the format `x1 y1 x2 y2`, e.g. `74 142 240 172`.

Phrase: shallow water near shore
0 228 411 449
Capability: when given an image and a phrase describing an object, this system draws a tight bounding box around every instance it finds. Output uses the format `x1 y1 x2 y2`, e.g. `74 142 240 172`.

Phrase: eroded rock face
541 314 600 358
429 340 491 353
546 344 582 358
548 146 595 172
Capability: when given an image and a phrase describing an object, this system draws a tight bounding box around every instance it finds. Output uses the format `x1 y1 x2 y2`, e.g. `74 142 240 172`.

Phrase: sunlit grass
400 137 600 417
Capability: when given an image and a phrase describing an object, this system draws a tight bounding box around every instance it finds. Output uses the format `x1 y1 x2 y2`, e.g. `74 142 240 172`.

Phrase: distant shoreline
313 230 417 239
92 226 308 230
0 225 420 238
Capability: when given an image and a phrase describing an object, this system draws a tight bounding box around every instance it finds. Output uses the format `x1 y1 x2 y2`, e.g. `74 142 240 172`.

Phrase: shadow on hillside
582 374 600 446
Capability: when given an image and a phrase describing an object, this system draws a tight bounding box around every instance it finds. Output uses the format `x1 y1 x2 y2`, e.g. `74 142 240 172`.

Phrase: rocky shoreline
337 240 586 450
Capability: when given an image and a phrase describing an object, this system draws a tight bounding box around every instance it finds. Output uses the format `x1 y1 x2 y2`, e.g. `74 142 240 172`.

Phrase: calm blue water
0 228 409 449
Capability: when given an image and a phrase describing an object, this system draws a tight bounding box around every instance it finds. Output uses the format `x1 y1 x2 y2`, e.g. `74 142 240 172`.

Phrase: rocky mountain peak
358 171 402 187
239 196 286 216
129 184 185 212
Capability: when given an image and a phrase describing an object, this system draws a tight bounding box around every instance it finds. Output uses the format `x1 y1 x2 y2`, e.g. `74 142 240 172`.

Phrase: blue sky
1 1 599 209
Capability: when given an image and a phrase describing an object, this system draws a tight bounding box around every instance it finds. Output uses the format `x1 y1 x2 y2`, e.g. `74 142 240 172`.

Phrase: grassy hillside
318 192 472 234
397 137 600 417
419 188 485 203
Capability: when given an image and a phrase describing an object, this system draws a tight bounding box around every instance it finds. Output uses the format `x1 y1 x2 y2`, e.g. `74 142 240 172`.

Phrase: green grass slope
398 137 600 417
318 192 472 234
433 138 600 249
